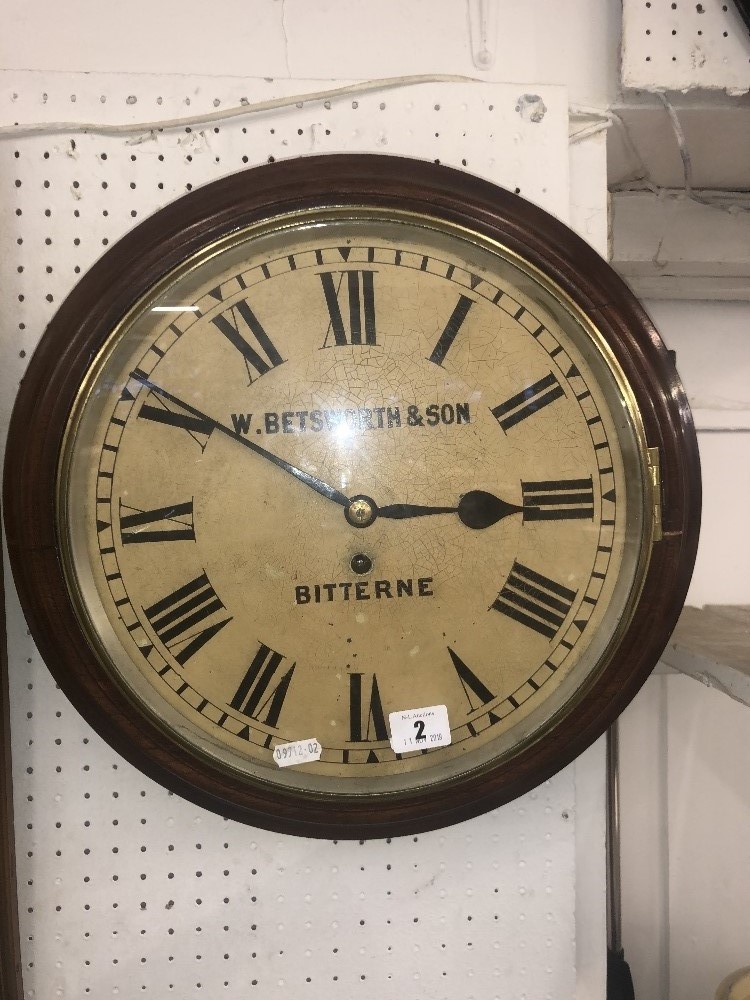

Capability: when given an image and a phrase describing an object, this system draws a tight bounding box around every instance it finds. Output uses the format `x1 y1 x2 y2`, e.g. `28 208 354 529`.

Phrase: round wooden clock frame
3 155 701 839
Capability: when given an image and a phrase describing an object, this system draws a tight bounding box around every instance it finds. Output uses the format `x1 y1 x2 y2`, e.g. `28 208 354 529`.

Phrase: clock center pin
345 495 378 528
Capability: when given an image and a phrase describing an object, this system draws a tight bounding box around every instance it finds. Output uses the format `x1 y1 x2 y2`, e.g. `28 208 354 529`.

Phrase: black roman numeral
138 393 213 450
143 571 231 665
428 295 474 366
211 299 285 383
492 562 576 640
522 477 594 522
447 647 496 711
230 643 295 728
349 673 387 742
320 271 377 347
491 372 564 431
119 500 195 544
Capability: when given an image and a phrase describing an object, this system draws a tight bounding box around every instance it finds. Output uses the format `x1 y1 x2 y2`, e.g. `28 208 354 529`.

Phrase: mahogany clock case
2 155 701 838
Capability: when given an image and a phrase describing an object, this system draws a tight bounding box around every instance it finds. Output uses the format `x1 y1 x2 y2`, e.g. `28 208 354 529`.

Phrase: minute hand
378 490 522 530
131 372 350 508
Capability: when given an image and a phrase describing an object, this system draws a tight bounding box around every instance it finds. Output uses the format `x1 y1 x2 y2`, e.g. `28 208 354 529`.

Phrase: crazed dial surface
63 214 645 793
5 157 700 836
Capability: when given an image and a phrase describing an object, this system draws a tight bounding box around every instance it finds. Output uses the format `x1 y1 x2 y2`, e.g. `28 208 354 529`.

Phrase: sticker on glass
388 705 451 754
273 738 322 767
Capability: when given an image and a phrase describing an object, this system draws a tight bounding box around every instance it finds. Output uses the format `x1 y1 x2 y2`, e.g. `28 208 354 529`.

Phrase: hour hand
377 490 522 529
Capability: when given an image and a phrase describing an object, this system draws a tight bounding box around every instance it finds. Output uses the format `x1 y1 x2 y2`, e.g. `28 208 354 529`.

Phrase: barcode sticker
272 738 322 767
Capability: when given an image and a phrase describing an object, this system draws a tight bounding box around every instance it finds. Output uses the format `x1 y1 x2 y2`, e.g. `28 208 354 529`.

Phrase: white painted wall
1 0 623 106
620 674 750 1000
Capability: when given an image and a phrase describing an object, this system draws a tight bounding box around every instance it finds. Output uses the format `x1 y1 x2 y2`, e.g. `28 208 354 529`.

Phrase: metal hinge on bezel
647 447 663 542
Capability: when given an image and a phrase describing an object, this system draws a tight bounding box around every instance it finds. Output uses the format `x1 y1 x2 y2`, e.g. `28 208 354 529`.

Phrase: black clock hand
378 490 523 530
131 372 351 508
376 503 457 519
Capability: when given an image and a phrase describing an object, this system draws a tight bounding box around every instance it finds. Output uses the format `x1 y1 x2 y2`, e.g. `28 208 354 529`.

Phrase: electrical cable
1 76 622 146
657 92 750 213
0 74 481 139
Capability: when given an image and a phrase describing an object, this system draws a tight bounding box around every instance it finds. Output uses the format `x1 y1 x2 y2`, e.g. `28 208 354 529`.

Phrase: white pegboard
622 0 750 93
1 72 592 1000
0 71 569 443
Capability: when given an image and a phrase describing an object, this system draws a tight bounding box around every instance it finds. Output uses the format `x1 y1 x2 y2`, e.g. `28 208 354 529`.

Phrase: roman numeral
521 477 594 522
447 647 496 712
211 299 285 383
428 294 474 366
143 571 231 665
229 643 295 728
138 393 213 450
119 500 195 544
349 673 387 742
490 372 564 431
320 271 377 347
492 562 576 640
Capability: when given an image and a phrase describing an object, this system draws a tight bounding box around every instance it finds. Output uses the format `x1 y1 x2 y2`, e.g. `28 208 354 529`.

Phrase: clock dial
5 156 700 836
60 213 646 795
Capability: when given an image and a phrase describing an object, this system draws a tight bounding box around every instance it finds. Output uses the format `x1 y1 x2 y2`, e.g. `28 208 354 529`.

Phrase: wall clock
3 155 700 838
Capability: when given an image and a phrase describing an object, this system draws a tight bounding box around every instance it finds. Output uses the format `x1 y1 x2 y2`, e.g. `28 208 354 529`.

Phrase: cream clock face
59 209 651 796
